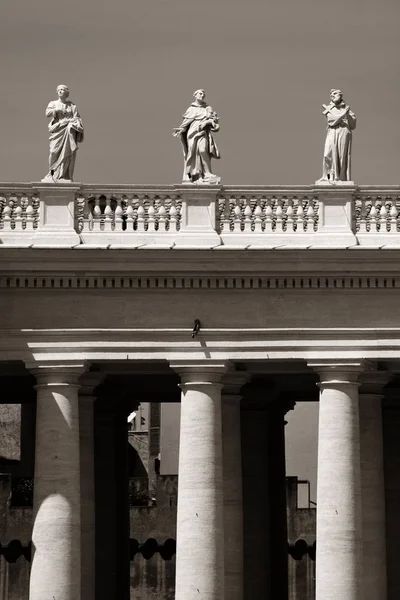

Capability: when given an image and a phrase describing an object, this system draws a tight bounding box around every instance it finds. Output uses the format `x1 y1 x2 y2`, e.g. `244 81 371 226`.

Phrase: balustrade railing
0 185 39 243
76 187 182 235
0 182 399 248
355 187 400 241
218 188 318 235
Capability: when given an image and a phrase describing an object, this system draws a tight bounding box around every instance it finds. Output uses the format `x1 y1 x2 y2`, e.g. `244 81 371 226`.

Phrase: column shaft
172 362 228 600
222 394 243 600
114 408 131 600
79 373 104 600
29 365 84 600
383 402 400 598
267 405 289 600
94 400 131 600
360 393 387 599
312 364 363 600
241 405 271 600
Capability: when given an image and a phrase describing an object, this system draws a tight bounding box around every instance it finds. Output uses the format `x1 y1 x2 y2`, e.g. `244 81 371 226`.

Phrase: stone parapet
0 182 399 249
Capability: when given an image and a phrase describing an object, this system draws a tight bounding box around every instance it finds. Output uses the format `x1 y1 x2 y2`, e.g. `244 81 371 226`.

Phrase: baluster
306 199 315 232
369 198 378 233
379 198 387 234
25 203 34 231
20 196 29 230
264 198 273 234
230 197 237 232
75 194 86 233
147 199 156 232
296 199 304 232
233 200 242 233
243 198 252 233
137 197 145 232
10 195 18 230
169 199 177 232
14 204 23 231
0 197 5 230
103 197 113 232
92 195 102 232
358 196 368 234
220 197 230 233
158 201 167 232
389 197 398 233
286 198 294 233
3 196 15 231
2 203 12 230
275 197 284 233
126 196 135 231
32 195 40 229
254 200 263 233
114 195 124 232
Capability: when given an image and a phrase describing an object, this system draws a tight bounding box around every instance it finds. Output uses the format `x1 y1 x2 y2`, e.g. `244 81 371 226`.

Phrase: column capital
222 372 250 398
79 372 106 400
170 360 231 386
25 361 88 387
308 360 368 387
359 370 393 396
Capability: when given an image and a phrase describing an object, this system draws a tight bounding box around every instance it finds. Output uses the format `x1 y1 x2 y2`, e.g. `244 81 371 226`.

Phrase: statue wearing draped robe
318 89 356 183
173 89 221 184
42 85 84 183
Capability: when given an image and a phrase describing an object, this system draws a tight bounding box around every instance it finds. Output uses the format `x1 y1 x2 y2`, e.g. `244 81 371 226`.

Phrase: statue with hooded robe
42 84 84 182
318 88 356 183
173 89 221 184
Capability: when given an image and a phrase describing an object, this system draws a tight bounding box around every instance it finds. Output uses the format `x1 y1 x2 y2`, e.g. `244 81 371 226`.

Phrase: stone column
79 373 104 600
170 360 229 600
267 400 293 600
94 393 135 600
241 391 273 600
222 373 249 600
114 402 131 600
359 371 391 600
310 361 364 600
383 393 400 597
94 399 117 600
28 362 86 600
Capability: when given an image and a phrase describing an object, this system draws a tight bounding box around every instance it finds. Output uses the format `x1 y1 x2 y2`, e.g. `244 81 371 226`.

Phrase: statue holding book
318 88 356 183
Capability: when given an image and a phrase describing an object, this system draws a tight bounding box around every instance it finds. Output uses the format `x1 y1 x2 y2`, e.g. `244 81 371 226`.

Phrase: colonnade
26 359 389 600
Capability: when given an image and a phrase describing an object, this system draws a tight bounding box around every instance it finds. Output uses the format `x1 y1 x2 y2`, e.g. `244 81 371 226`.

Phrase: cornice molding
2 273 400 291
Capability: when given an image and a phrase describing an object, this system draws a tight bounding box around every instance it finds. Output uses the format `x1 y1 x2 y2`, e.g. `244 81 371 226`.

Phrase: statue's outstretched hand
172 128 182 137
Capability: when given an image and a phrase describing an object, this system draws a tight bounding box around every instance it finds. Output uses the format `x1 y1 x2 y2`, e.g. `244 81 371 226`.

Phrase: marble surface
173 90 221 184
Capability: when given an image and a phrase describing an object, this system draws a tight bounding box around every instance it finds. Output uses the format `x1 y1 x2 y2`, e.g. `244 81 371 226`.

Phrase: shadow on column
383 396 400 599
94 397 131 600
241 401 272 600
241 389 290 600
268 402 289 600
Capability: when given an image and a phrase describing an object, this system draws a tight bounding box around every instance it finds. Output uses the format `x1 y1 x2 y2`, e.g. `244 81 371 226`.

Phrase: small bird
192 319 201 338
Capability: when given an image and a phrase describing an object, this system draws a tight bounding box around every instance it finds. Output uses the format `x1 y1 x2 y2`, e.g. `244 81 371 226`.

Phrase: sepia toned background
0 0 399 185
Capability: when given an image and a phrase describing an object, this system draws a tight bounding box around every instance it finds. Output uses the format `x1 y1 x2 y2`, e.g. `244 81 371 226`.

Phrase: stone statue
318 89 356 183
42 85 84 183
173 89 221 184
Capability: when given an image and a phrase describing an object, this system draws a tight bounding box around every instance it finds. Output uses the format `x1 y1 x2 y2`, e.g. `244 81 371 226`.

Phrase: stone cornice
2 248 400 279
3 272 400 291
4 328 400 363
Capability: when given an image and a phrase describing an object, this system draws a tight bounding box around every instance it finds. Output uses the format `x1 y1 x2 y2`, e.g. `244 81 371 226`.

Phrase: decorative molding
2 274 400 290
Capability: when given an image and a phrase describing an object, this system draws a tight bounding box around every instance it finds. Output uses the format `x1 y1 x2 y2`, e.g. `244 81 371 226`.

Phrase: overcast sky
0 0 398 185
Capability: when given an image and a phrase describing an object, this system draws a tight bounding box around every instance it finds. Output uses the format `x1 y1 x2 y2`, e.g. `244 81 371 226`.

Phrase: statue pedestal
312 183 358 248
174 184 222 248
32 182 81 247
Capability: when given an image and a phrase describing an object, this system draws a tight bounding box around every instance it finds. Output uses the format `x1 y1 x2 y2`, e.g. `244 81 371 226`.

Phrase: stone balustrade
0 182 399 248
